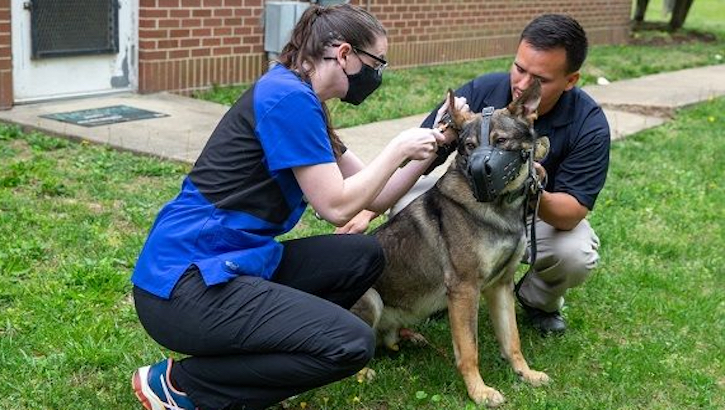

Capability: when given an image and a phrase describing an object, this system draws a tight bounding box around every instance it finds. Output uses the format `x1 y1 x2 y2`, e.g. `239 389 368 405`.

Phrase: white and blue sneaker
132 358 197 410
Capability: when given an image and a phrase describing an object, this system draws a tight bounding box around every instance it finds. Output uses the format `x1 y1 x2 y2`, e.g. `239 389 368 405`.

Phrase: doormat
40 105 168 127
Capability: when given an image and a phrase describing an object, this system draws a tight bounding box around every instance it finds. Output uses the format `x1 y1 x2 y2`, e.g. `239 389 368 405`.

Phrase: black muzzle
467 107 530 202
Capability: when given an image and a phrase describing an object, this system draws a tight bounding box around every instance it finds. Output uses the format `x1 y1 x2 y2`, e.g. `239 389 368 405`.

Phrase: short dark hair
520 14 588 74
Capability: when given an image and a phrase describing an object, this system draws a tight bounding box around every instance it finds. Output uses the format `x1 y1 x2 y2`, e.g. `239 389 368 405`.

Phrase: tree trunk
669 0 695 31
634 0 650 22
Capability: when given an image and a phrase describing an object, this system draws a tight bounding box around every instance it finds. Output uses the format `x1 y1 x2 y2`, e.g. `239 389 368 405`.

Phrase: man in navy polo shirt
416 13 610 335
337 13 611 334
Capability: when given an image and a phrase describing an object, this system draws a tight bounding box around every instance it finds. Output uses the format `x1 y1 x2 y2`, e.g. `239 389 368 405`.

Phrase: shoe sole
132 366 165 410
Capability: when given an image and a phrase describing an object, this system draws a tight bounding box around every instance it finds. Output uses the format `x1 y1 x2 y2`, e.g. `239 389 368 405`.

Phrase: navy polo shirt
423 72 610 210
132 65 336 298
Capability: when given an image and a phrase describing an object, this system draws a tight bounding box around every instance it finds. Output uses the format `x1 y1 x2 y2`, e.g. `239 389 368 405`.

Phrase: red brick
170 9 191 18
139 19 157 29
214 8 233 17
158 0 179 7
181 18 202 28
192 48 211 57
169 29 191 38
203 18 223 27
202 37 221 46
139 40 158 50
222 36 240 45
140 9 168 18
159 19 180 28
213 46 232 56
180 38 201 47
213 27 232 36
158 39 180 49
192 28 212 37
0 71 13 109
192 9 213 17
140 50 167 60
140 29 169 39
169 49 190 59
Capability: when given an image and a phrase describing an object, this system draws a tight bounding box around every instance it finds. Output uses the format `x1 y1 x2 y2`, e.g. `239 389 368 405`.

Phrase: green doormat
41 105 168 127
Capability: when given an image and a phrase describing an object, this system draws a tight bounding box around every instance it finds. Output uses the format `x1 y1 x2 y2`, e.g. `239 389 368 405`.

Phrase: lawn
1 97 723 409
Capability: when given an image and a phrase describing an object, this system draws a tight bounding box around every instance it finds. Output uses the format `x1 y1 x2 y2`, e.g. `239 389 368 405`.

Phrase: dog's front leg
447 280 505 407
483 281 550 387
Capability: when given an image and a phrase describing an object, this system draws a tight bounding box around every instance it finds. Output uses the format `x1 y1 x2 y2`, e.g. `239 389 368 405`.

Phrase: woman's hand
335 209 378 234
433 96 469 146
392 128 445 163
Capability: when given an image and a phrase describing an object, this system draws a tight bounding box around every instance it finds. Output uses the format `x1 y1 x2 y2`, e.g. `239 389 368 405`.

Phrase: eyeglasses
352 46 388 75
327 44 388 75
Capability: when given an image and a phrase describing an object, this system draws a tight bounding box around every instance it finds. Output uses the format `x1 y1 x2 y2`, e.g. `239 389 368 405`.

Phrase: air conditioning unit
263 1 310 55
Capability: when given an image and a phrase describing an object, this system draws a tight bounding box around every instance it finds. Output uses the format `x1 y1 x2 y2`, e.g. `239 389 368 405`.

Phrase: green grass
194 0 725 129
638 0 725 31
1 94 723 408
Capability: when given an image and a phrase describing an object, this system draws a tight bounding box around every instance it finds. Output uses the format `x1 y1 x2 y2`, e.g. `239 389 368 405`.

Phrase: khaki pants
391 176 600 313
519 217 600 312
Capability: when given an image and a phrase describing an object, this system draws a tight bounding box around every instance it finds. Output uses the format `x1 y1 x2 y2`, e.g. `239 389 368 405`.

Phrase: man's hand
533 162 547 187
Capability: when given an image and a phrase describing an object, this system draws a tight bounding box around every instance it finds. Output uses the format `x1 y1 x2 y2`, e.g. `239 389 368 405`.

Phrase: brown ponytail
277 4 386 157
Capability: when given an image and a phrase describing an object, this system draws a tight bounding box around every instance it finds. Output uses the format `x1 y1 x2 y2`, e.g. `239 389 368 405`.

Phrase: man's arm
537 191 588 231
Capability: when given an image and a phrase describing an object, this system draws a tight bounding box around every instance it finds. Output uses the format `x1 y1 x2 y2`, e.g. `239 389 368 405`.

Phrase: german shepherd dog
352 83 551 407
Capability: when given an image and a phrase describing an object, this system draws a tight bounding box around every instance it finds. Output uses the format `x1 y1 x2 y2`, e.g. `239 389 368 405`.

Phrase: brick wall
0 2 12 109
138 0 631 95
368 0 632 68
138 0 267 95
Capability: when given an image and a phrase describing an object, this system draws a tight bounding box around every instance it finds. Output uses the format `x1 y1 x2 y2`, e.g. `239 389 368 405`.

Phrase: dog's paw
520 369 550 387
399 328 428 346
469 385 505 408
356 367 376 383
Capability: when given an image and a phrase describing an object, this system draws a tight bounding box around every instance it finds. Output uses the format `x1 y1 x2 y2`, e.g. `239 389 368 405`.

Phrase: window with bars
29 0 119 59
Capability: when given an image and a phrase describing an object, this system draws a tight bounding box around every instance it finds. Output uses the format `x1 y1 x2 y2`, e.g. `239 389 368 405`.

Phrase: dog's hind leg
447 279 505 408
483 280 550 387
350 288 383 328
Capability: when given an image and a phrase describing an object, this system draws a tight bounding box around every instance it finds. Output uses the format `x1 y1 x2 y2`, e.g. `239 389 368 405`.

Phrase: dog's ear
507 80 542 124
534 136 550 161
447 89 475 129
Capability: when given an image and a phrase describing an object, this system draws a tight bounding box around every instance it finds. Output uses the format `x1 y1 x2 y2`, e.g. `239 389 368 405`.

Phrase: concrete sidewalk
0 64 723 165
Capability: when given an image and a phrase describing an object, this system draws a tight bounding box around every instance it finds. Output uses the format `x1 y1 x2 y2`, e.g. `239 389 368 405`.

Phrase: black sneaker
515 278 566 335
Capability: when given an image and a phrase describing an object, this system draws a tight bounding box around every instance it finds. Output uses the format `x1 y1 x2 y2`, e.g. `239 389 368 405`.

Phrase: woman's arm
294 128 443 227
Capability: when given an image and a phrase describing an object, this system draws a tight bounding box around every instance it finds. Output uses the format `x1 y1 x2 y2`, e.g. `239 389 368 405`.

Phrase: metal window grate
29 0 119 59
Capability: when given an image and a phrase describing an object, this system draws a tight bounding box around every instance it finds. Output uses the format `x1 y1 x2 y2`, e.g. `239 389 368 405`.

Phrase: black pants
133 234 384 410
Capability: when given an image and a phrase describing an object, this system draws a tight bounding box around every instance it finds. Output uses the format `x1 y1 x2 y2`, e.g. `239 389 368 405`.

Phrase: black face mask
341 63 382 106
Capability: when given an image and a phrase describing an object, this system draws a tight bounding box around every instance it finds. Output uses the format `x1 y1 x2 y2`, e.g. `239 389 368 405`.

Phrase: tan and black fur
352 83 551 407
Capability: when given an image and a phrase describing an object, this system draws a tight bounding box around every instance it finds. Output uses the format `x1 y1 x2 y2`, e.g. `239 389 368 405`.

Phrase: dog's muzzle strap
479 106 495 146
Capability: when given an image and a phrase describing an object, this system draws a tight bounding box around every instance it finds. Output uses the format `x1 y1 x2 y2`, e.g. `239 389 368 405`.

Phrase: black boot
515 276 566 335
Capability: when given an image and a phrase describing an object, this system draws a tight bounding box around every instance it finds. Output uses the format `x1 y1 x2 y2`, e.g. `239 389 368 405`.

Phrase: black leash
522 146 545 276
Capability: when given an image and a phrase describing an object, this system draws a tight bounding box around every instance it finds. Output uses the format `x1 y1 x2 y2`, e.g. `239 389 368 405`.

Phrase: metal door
11 0 138 103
